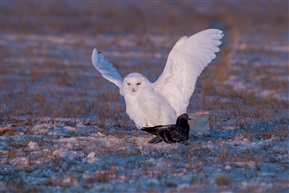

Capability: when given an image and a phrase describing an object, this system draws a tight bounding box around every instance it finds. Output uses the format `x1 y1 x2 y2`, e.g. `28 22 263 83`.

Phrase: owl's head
123 73 149 95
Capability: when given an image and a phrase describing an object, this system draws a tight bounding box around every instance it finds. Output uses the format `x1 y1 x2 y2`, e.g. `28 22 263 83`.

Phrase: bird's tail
148 136 163 143
141 125 171 135
141 127 159 135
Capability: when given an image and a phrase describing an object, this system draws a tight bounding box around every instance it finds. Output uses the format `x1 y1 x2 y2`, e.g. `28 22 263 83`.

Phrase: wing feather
169 128 187 142
153 29 223 115
91 48 124 95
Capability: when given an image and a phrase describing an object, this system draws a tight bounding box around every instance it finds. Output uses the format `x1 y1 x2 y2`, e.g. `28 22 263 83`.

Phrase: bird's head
123 73 149 95
176 114 191 126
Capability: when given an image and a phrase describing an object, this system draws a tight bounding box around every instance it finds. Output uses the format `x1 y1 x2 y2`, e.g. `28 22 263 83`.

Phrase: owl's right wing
152 29 223 115
91 48 124 95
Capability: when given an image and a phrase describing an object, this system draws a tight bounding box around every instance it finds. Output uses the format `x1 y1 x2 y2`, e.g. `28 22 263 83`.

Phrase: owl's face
123 73 149 95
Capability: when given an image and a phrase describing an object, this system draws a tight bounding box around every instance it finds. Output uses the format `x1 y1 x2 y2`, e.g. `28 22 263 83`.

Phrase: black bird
141 114 191 144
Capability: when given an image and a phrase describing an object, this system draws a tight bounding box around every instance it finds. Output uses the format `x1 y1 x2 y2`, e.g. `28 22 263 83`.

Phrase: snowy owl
92 29 223 129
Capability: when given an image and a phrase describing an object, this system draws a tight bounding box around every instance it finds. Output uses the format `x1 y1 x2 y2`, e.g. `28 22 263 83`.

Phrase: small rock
225 165 232 170
87 152 95 158
28 141 39 150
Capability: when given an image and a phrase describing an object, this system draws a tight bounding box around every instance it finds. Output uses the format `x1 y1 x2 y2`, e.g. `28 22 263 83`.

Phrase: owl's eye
127 83 131 86
136 83 141 86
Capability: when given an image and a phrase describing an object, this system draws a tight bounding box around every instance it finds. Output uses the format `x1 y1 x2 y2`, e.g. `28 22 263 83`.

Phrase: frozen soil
1 1 288 193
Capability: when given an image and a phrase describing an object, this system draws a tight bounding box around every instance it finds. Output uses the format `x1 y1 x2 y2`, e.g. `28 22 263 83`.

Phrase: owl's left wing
92 48 124 95
153 29 223 115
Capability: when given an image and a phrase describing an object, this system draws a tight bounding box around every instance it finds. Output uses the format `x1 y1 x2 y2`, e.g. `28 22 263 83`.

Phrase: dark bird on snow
141 113 190 144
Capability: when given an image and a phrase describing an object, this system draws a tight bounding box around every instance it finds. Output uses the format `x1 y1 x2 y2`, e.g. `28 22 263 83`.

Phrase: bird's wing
91 48 124 95
148 136 163 143
159 126 187 143
168 127 188 142
153 29 223 115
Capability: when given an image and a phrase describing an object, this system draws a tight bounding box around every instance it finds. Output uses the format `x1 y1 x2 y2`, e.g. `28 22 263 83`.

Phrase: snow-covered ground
1 1 288 192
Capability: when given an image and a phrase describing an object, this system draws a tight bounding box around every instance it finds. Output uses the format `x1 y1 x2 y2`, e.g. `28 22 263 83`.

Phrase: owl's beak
133 88 136 92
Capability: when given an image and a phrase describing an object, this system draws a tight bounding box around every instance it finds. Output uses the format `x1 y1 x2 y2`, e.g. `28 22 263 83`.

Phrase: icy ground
1 112 288 193
1 1 289 193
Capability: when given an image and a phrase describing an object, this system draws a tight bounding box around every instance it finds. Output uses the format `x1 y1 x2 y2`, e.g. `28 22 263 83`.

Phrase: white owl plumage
92 29 223 128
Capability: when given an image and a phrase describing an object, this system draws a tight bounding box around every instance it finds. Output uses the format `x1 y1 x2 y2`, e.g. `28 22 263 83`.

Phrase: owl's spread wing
153 29 223 115
92 48 124 95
